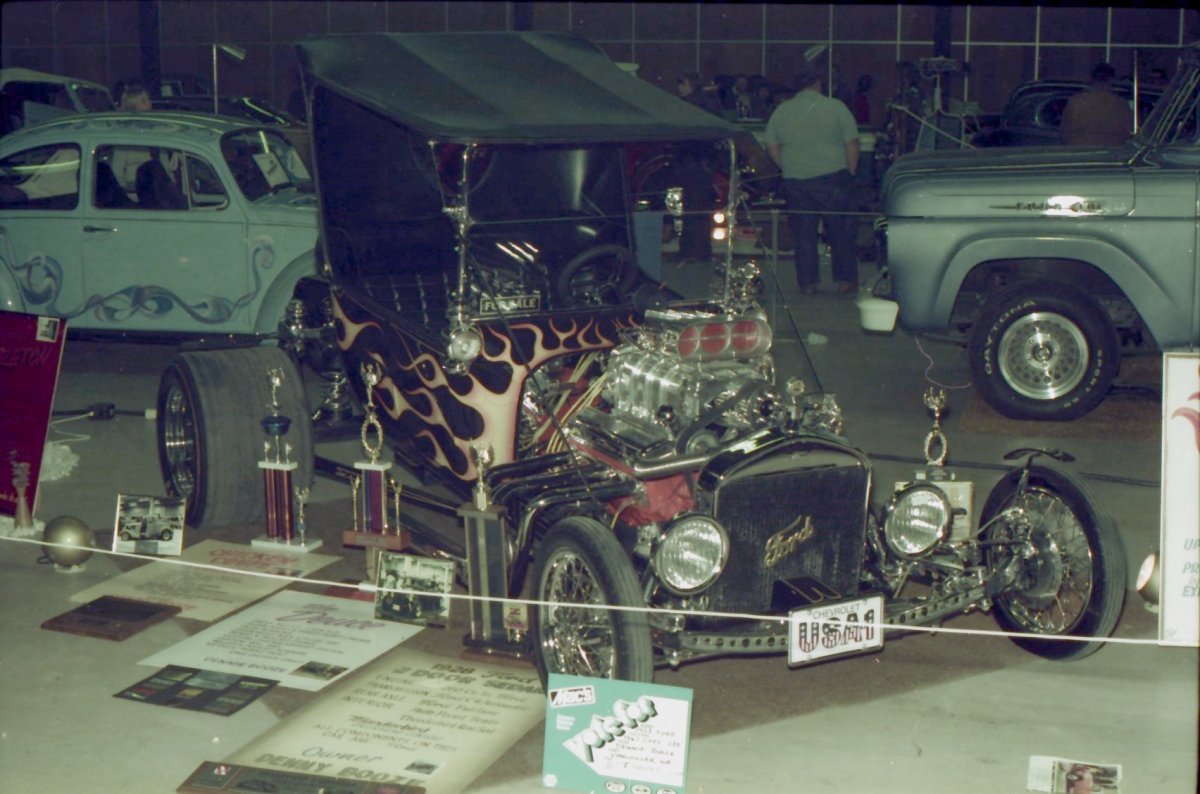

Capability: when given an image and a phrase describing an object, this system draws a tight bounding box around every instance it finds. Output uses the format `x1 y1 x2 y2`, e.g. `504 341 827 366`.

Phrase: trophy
252 368 321 552
343 363 408 573
902 387 973 542
923 387 949 466
9 451 33 532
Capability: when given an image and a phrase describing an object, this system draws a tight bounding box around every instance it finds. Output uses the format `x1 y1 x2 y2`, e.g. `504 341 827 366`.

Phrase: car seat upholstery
135 158 185 209
94 162 132 208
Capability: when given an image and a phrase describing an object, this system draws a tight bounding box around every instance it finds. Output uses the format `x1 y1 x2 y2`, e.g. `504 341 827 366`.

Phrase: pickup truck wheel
530 516 654 686
157 346 314 529
968 283 1118 421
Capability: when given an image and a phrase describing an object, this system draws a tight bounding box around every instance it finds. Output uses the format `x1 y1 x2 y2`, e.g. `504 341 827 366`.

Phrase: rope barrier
1 533 1165 650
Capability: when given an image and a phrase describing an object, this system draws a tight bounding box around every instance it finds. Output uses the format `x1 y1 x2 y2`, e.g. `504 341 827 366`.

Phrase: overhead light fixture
212 43 248 115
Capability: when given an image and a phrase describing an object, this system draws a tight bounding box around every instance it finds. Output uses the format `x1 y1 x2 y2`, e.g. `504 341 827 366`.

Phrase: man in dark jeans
763 64 860 294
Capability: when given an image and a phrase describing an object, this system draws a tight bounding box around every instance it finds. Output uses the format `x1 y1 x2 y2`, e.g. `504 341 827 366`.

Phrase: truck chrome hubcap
998 312 1088 401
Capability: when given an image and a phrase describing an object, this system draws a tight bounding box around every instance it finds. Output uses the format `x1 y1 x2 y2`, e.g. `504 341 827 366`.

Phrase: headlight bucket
884 484 952 559
654 514 728 596
447 326 482 363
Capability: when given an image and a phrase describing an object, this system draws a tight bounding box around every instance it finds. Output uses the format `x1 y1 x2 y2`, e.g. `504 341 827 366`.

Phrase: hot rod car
155 32 1126 684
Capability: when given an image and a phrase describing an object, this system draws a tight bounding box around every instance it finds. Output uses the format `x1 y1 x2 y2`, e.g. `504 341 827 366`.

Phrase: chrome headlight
884 484 952 559
447 326 482 364
654 514 728 596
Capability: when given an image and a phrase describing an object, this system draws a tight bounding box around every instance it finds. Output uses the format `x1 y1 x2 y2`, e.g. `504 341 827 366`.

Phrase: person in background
118 81 152 112
1059 62 1132 146
852 74 874 126
675 72 721 262
763 63 860 294
677 72 722 115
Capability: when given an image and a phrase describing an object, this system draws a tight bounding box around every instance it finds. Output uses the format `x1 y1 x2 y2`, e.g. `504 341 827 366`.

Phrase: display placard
543 674 692 794
0 311 66 521
41 595 180 641
1159 351 1200 646
375 552 454 627
69 539 338 621
112 493 186 556
139 590 422 691
228 648 545 794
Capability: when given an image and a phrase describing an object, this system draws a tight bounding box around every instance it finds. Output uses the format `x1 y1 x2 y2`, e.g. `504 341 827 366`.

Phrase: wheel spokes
1000 489 1095 635
542 552 617 677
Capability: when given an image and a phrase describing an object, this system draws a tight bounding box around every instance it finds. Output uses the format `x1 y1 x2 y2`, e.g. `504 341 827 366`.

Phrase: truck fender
253 248 320 335
941 235 1182 345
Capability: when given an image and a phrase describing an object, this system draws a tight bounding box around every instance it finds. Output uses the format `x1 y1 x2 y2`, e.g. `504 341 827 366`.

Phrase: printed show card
115 665 276 717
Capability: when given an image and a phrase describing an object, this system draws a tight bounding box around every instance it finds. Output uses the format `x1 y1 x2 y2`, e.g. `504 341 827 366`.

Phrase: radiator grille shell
705 442 870 614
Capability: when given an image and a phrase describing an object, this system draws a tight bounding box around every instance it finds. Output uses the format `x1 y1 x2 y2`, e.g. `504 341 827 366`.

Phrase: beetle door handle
83 225 116 233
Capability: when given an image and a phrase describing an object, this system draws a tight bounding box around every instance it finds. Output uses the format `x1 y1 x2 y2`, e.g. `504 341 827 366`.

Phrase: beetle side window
0 143 80 210
95 145 187 210
183 154 228 209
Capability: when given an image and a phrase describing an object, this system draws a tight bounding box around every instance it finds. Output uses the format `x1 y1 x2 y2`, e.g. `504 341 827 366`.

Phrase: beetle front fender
253 249 320 335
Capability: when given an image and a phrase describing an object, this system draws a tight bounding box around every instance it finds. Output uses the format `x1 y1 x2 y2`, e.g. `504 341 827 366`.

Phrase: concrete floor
1 254 1195 793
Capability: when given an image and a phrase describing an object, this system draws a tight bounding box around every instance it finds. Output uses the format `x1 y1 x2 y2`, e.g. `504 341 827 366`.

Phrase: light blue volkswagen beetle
0 112 318 337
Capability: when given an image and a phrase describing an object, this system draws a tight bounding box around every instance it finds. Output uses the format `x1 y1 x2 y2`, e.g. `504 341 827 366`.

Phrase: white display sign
140 590 421 691
1159 352 1200 646
228 648 545 793
70 540 338 621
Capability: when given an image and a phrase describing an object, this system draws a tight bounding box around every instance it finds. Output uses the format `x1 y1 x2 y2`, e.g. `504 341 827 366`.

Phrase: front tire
982 465 1126 660
968 282 1119 420
530 516 653 685
157 346 313 529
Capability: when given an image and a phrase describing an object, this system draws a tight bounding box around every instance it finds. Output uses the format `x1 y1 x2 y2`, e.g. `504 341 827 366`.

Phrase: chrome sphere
42 515 96 568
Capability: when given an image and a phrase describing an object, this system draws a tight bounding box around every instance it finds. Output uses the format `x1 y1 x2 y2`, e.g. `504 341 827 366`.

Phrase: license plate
788 593 884 666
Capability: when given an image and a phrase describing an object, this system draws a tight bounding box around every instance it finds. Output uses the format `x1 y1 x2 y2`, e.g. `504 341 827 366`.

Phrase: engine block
603 310 776 440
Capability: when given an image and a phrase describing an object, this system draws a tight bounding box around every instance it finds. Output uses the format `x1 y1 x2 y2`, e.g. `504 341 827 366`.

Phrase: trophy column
341 363 409 580
252 367 321 552
460 446 527 661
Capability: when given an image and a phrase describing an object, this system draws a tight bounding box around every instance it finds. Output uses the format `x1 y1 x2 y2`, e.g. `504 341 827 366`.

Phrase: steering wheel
554 245 638 307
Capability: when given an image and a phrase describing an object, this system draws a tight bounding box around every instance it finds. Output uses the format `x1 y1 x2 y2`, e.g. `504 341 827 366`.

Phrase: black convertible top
296 31 736 144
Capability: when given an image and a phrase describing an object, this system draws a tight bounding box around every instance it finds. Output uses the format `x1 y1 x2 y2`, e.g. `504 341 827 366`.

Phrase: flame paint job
333 290 639 485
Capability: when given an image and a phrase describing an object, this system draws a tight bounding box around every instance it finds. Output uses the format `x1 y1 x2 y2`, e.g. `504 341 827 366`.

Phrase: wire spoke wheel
992 489 1094 635
982 466 1125 660
541 551 618 677
530 516 653 686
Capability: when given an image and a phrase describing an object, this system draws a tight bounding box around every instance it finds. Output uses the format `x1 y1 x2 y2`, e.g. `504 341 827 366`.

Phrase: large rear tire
530 516 653 686
968 282 1119 421
982 465 1126 660
157 346 313 529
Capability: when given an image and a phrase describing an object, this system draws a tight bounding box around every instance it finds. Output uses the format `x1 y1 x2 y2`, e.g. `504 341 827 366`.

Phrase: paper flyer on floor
69 539 337 621
139 590 422 690
228 647 545 793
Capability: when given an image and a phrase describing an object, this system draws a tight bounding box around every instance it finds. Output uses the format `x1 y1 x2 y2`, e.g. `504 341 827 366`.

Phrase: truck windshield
1138 54 1200 146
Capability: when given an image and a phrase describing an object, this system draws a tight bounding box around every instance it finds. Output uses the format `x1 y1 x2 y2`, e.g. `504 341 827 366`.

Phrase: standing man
764 64 860 294
1059 63 1133 147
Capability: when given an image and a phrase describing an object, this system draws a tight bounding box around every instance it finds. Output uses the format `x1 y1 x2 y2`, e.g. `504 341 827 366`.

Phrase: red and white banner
0 311 66 519
1159 351 1200 647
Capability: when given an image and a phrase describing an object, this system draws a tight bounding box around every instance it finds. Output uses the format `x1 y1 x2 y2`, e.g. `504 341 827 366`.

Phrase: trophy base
461 634 532 667
342 529 411 551
251 535 324 553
